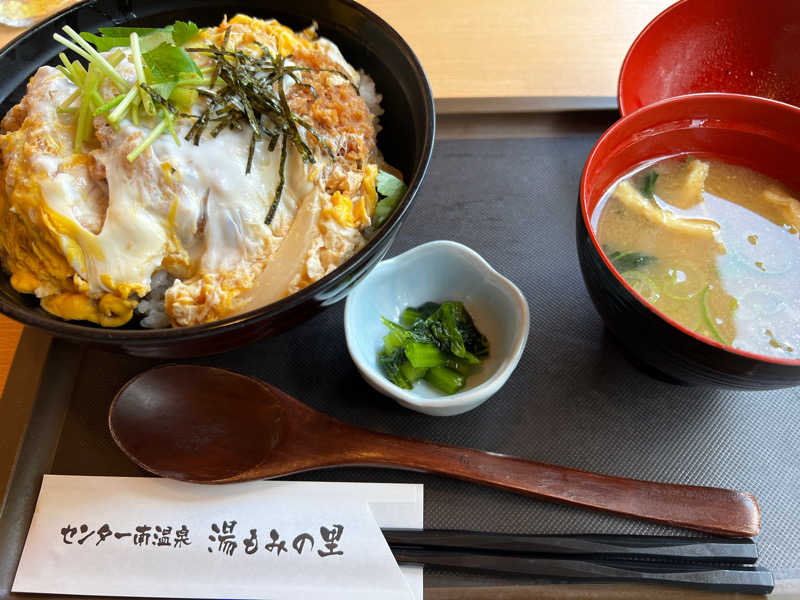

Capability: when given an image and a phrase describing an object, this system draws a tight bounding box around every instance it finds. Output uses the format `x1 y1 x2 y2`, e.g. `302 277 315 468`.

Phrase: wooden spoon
109 365 760 537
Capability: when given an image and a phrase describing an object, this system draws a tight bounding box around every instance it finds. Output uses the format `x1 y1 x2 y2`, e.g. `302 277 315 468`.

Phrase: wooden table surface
0 0 672 394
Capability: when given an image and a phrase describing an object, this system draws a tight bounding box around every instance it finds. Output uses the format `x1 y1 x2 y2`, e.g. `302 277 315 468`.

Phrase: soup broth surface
593 156 800 359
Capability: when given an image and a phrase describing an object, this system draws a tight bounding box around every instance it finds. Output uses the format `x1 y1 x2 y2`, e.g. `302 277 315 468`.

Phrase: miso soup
593 156 800 359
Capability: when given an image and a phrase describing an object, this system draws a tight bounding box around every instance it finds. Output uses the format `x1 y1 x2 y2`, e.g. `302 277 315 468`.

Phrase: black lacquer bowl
578 93 800 389
0 0 434 357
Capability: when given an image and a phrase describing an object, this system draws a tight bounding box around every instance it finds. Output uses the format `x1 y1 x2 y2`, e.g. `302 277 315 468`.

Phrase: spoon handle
347 431 759 537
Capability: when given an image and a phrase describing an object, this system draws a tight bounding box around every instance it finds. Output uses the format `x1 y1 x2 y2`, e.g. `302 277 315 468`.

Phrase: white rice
136 269 174 329
358 70 384 134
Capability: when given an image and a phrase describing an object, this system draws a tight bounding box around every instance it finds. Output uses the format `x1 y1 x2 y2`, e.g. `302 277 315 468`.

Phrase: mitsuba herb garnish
79 21 200 53
55 22 361 226
53 22 207 157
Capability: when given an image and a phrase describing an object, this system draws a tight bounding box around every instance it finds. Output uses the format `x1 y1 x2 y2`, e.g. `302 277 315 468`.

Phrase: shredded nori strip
266 134 288 225
183 29 359 224
246 130 257 174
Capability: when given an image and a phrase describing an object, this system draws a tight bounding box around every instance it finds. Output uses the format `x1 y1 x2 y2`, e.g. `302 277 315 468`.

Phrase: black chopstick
382 529 759 564
390 547 775 595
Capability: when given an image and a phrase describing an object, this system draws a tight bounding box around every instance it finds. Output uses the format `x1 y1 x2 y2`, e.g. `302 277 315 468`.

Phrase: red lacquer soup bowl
577 93 800 389
618 0 800 116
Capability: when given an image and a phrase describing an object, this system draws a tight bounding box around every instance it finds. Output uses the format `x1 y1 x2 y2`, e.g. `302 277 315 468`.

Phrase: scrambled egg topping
0 15 380 327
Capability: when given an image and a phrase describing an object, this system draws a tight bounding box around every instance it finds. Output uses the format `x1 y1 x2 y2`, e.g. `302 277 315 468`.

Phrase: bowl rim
0 0 436 344
617 0 692 116
343 239 530 412
581 91 800 366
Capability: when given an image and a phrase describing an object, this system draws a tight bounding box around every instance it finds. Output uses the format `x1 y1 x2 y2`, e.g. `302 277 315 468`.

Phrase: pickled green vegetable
377 301 489 395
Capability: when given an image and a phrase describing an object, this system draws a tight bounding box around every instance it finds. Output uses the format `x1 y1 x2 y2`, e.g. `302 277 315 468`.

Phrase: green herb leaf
97 26 162 37
641 170 659 198
80 22 197 53
377 169 406 197
139 30 177 53
142 42 202 99
79 32 130 52
171 21 200 46
150 81 178 100
378 348 413 389
373 169 408 226
144 42 202 79
81 27 168 52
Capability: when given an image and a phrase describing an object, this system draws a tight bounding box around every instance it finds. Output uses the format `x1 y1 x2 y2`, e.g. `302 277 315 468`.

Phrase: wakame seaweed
604 247 657 272
640 170 659 198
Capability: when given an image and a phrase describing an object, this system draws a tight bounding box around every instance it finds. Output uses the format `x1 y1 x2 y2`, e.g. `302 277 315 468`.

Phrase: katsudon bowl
578 93 800 389
0 0 434 357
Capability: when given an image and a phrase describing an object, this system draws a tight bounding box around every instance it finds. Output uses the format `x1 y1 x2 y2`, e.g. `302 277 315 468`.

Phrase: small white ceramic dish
344 240 529 416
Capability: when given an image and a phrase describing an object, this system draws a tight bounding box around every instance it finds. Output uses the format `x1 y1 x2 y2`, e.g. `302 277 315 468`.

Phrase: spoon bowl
110 365 286 482
110 365 761 536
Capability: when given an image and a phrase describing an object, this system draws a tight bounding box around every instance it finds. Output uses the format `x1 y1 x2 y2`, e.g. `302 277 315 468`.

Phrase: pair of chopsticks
383 530 774 595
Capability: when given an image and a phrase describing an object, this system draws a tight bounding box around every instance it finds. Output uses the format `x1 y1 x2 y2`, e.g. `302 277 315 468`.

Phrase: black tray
2 129 799 597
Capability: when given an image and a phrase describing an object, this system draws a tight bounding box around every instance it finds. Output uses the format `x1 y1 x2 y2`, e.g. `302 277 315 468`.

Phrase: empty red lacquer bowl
577 93 800 389
618 0 800 116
